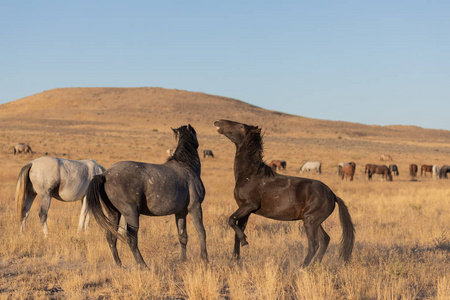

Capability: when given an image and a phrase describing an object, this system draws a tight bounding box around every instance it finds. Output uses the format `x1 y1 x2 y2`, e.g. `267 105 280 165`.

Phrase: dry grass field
0 88 449 299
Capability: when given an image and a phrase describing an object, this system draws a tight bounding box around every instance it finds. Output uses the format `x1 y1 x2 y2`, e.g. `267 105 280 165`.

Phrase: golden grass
1 148 449 299
0 88 449 299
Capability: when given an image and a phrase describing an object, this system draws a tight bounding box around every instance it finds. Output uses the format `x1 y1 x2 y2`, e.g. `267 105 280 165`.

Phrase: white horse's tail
15 163 32 222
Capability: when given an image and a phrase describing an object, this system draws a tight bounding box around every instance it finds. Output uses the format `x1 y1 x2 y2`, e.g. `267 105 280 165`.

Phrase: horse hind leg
175 213 188 262
106 210 122 267
124 211 147 268
302 215 321 267
77 196 90 232
39 193 52 236
312 225 330 264
21 190 37 233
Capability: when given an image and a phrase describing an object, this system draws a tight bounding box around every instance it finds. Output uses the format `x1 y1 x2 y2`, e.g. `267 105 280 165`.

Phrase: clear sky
1 1 449 130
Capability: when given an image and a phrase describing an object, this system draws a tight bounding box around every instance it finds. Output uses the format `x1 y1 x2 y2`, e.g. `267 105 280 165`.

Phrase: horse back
104 161 202 216
235 174 335 221
29 156 103 200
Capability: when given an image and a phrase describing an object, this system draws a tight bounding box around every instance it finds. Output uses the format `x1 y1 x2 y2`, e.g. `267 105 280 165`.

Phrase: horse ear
171 127 177 134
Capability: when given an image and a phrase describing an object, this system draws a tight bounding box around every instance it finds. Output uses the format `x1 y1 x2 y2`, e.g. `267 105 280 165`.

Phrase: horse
269 160 287 172
337 162 347 175
380 154 393 161
341 162 356 181
389 164 399 176
364 164 374 175
420 164 433 177
15 156 105 236
367 164 392 181
299 161 321 174
439 165 450 179
203 149 215 158
410 164 418 178
86 125 207 268
433 165 440 179
14 143 34 155
214 120 355 267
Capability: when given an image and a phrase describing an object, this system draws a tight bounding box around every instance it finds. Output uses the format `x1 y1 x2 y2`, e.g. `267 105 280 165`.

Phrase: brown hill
1 87 449 141
1 87 450 169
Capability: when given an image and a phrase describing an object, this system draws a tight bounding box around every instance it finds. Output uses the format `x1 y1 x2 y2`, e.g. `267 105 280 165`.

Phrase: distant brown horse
420 164 433 177
380 154 393 161
364 164 374 174
410 164 418 178
215 119 355 267
367 164 392 181
269 160 286 172
341 162 356 181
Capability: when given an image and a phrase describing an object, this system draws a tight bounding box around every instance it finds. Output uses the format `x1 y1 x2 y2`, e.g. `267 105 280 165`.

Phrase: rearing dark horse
214 120 355 267
86 125 208 268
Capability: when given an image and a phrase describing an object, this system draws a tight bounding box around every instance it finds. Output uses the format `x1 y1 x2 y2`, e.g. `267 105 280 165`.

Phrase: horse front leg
188 204 208 261
228 202 258 249
233 214 250 259
175 213 188 262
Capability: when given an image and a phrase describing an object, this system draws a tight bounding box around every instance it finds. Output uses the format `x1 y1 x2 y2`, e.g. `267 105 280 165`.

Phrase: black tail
86 175 126 242
335 196 355 262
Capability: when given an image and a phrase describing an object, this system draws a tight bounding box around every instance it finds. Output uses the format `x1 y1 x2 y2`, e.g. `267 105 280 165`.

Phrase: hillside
1 87 449 142
1 87 450 170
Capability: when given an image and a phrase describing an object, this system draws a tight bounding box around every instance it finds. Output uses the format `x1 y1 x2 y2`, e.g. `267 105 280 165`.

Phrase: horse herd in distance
15 142 450 183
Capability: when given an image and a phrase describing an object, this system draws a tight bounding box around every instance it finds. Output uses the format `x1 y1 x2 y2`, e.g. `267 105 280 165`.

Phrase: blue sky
1 1 449 130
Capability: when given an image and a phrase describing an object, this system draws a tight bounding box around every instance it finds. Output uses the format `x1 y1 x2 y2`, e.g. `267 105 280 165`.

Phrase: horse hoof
241 240 248 247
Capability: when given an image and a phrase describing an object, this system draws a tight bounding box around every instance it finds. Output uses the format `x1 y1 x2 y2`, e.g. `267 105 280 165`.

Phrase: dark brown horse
410 164 418 178
389 164 399 176
364 164 374 175
420 164 433 177
214 120 355 267
439 165 450 179
367 164 392 181
341 162 356 181
269 160 286 172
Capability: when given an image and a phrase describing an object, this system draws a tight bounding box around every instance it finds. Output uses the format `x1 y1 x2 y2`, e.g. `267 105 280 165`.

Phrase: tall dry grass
0 123 449 299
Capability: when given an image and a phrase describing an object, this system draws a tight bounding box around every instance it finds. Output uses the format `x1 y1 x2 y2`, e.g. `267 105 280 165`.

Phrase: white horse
15 156 105 236
299 161 322 174
433 165 440 179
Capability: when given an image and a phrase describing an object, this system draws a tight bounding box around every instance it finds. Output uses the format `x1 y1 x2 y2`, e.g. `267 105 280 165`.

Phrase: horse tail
86 174 127 242
15 163 32 222
335 196 355 262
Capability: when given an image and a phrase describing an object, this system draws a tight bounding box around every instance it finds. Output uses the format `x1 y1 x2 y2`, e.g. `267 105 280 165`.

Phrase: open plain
0 88 449 299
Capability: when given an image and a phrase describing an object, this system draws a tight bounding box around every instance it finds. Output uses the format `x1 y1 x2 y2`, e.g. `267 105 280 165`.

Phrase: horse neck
233 138 266 180
171 140 201 176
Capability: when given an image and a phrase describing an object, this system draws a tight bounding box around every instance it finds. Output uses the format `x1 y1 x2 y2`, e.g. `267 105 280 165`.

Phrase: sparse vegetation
0 88 449 299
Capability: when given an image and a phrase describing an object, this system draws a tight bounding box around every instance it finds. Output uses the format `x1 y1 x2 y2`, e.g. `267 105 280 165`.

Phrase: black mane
168 125 201 175
239 127 274 177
